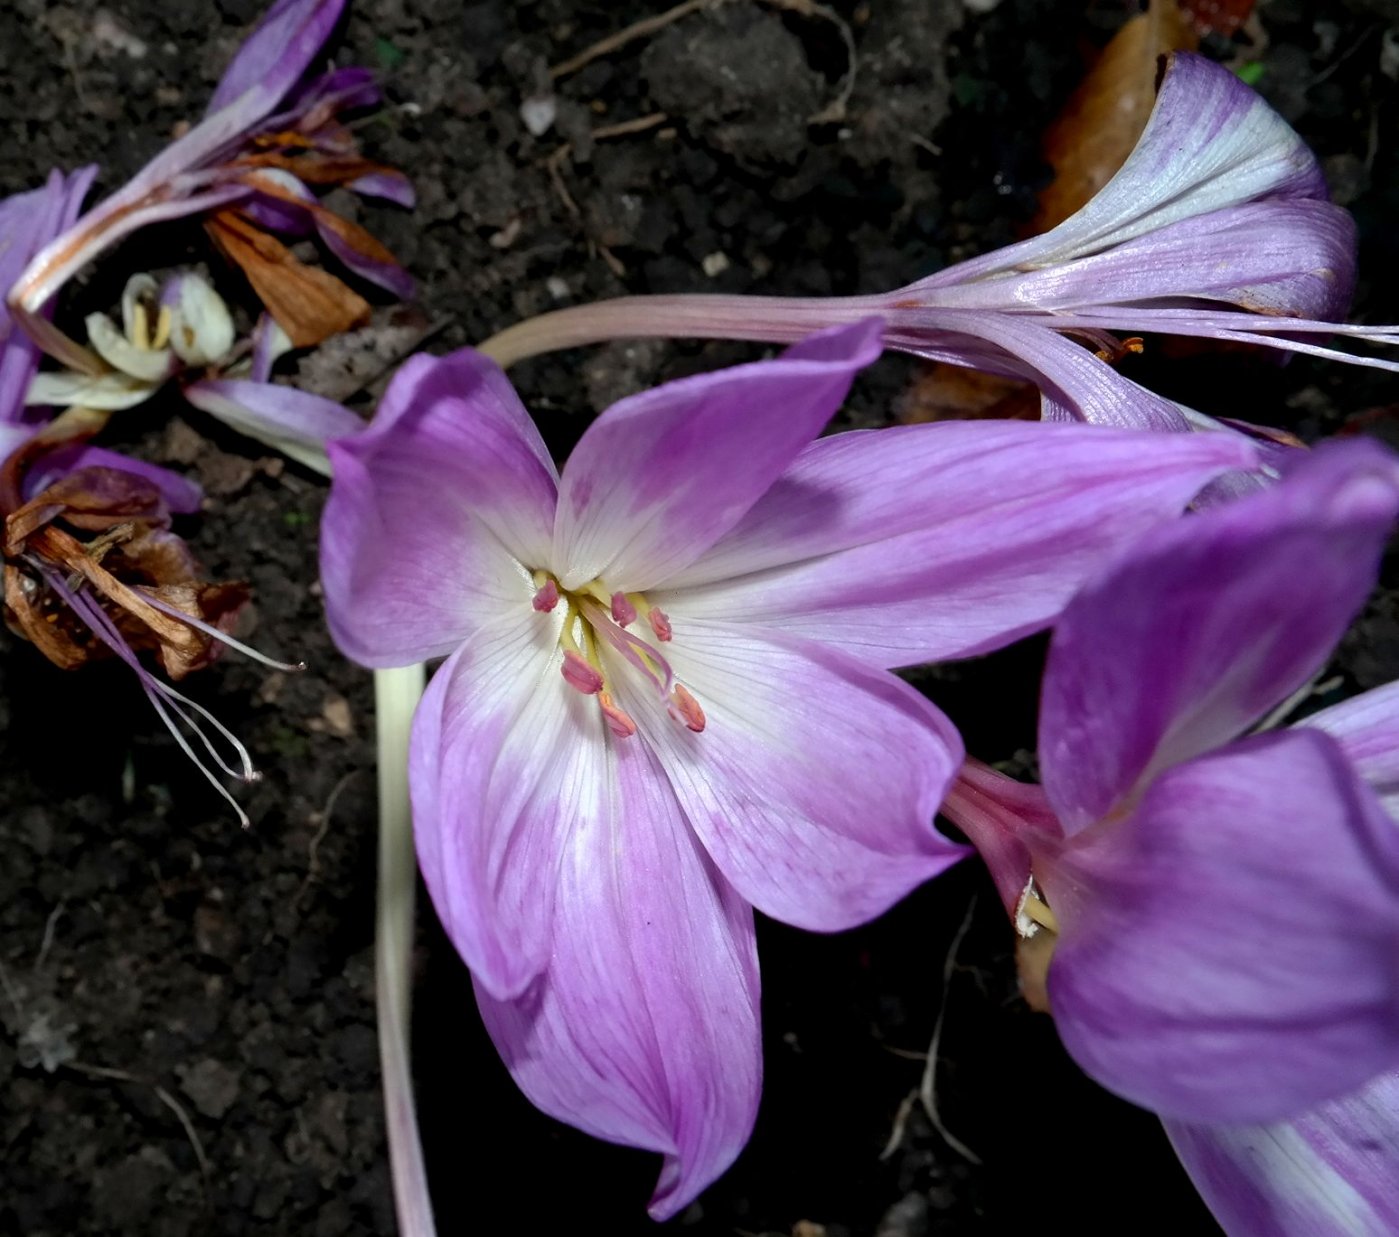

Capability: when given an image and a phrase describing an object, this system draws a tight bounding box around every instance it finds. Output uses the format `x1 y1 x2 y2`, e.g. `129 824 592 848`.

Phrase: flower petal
24 369 157 412
552 319 882 592
1040 439 1399 834
411 611 600 999
205 0 345 116
662 420 1256 668
320 349 557 665
184 377 361 474
1305 681 1399 819
612 620 969 931
473 732 761 1220
27 445 202 514
1164 1072 1399 1237
1043 729 1399 1124
162 273 236 366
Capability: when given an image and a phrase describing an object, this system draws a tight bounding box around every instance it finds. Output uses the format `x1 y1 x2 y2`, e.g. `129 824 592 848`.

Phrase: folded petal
205 0 345 116
1041 439 1399 834
612 620 968 931
184 377 361 474
27 445 203 514
1164 1072 1399 1237
552 319 882 593
662 420 1255 668
1043 729 1399 1124
320 350 557 666
1305 681 1399 819
24 368 157 412
411 611 597 999
473 733 761 1220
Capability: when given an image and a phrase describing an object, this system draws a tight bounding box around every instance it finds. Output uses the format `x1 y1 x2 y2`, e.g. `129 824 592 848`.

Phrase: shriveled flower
943 440 1399 1127
8 0 412 370
481 54 1394 434
320 318 1260 1215
1165 681 1399 1237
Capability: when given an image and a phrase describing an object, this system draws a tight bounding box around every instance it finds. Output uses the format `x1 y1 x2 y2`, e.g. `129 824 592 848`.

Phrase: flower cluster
6 4 1399 1235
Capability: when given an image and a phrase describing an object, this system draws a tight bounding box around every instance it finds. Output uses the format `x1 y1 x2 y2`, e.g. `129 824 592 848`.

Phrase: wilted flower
943 440 1399 1128
320 318 1259 1215
8 0 413 369
480 54 1394 433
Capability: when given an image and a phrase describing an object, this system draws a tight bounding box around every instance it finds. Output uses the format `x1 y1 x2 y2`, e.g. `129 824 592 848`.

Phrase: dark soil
2 1 1397 1233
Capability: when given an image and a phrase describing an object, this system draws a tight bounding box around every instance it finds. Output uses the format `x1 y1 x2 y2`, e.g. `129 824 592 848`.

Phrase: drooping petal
1042 729 1399 1124
320 349 557 666
1040 439 1399 835
473 732 761 1220
1164 1072 1399 1237
348 168 416 208
27 444 203 514
311 207 415 299
183 377 361 474
552 318 883 592
611 620 969 931
205 0 346 116
662 420 1256 669
917 52 1329 291
1305 681 1399 819
411 611 595 1000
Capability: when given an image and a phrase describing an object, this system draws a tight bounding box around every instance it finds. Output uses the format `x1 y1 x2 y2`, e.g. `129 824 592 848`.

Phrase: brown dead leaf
205 209 370 349
896 364 1041 425
1031 0 1199 234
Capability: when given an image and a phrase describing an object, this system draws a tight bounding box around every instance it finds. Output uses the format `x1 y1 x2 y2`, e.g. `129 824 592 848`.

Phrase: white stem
374 663 436 1237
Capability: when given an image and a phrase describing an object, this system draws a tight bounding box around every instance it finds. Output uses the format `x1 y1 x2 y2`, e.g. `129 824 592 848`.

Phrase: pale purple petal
1042 729 1399 1124
320 349 557 666
474 733 761 1220
206 0 345 115
662 420 1256 669
611 620 969 931
1305 681 1399 818
1165 1072 1399 1237
312 214 415 299
184 377 361 473
348 169 416 208
552 319 883 593
411 614 593 999
28 445 202 514
1040 439 1399 835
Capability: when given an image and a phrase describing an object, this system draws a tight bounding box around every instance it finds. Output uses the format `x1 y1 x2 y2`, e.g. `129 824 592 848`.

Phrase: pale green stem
374 663 436 1237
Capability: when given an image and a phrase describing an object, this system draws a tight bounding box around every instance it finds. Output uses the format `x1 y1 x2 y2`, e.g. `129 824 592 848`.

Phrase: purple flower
1164 682 1399 1236
8 0 412 363
481 54 1395 433
319 317 1261 1215
944 440 1399 1128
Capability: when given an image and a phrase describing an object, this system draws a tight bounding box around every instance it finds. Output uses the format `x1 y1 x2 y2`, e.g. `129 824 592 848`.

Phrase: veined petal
613 621 968 931
552 319 882 592
1043 730 1399 1124
1041 439 1399 834
184 377 361 475
917 52 1328 290
320 349 559 666
411 611 594 999
205 0 346 116
1164 1072 1399 1237
662 420 1256 668
1305 681 1399 819
474 733 761 1220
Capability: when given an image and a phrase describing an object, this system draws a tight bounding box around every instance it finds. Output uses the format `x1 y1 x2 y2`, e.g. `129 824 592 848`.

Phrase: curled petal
1043 729 1399 1124
1041 439 1399 833
183 377 362 474
1305 680 1399 819
473 733 761 1220
553 319 882 592
613 620 969 931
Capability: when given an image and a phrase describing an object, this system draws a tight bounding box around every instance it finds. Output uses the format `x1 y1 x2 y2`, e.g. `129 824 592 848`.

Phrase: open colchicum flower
942 440 1399 1139
479 53 1397 433
8 0 413 373
320 318 1263 1215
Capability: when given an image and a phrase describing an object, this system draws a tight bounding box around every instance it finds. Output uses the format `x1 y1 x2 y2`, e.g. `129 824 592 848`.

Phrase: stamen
561 649 604 695
610 590 637 626
668 683 706 732
598 690 637 738
150 305 173 351
532 578 560 612
131 300 151 350
648 607 672 642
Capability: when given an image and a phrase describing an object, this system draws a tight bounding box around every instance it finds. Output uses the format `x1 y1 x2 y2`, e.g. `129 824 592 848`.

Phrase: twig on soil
550 0 714 79
291 770 360 915
918 896 982 1165
63 1060 212 1191
35 902 67 972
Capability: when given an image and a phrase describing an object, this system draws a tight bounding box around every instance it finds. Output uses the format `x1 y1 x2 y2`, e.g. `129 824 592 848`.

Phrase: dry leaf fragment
897 364 1041 425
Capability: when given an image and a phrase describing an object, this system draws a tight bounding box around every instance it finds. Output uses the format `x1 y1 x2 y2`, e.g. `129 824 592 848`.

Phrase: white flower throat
529 570 705 738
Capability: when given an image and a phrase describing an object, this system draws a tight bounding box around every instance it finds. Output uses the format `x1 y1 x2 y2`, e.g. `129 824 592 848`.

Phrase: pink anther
598 691 637 738
648 606 672 642
668 684 706 733
561 649 604 694
531 579 560 612
610 591 638 626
